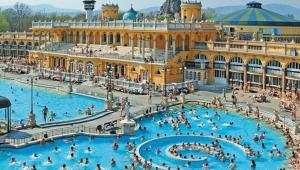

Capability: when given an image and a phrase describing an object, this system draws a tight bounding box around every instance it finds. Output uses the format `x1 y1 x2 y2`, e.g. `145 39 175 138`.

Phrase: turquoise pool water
0 79 105 125
0 105 287 170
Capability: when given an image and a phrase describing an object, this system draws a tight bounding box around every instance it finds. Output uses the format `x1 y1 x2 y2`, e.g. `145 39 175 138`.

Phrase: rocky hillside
159 0 181 16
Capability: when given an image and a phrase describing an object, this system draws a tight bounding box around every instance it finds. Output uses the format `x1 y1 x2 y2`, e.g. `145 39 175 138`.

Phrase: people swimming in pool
202 163 209 169
31 153 39 159
112 142 119 150
60 164 67 170
78 158 84 165
85 158 89 164
85 147 93 153
250 160 256 169
10 157 17 164
46 156 53 164
156 149 161 154
22 162 29 170
203 112 210 118
67 153 75 160
111 158 116 167
53 147 60 153
96 164 101 170
207 119 213 124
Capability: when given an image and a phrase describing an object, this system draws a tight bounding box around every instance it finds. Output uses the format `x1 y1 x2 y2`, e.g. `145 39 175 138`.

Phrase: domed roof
123 6 138 20
216 1 300 26
0 96 11 109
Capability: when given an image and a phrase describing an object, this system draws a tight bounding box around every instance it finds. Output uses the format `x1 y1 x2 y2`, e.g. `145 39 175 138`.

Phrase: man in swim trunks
42 106 48 122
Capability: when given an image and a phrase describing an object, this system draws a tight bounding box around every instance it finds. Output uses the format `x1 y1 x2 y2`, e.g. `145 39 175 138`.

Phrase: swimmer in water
53 147 59 152
61 164 67 170
67 153 74 159
32 153 39 159
111 158 116 167
96 164 102 170
256 123 260 131
78 158 84 165
10 157 17 164
22 162 29 170
85 158 89 164
47 157 53 164
86 147 92 153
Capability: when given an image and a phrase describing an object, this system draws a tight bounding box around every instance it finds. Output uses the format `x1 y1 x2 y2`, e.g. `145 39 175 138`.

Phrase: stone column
200 70 206 85
38 33 42 49
113 33 117 45
93 32 96 44
243 64 248 91
262 66 266 90
138 35 142 54
86 32 90 44
99 32 102 45
142 36 145 58
120 34 124 46
172 37 176 56
146 36 151 49
226 62 230 84
182 37 186 51
153 37 157 57
130 35 134 59
79 32 83 44
106 33 109 45
73 32 77 43
282 68 286 96
67 32 71 43
165 36 169 62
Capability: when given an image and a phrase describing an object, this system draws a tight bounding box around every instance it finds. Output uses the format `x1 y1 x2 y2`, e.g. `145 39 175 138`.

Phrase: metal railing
32 20 218 31
5 123 118 146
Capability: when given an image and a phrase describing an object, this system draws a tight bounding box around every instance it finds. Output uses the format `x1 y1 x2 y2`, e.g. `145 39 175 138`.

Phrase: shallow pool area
0 79 105 125
0 104 288 170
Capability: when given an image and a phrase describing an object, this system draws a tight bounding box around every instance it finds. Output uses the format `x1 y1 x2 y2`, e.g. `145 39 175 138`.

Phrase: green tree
73 12 86 21
202 8 219 20
0 15 9 32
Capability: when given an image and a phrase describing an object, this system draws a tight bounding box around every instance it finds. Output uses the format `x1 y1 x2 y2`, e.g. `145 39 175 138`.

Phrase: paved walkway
0 70 299 145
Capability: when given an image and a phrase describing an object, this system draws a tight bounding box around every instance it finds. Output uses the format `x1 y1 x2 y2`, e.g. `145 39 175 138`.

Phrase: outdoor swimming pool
0 105 288 170
0 79 105 125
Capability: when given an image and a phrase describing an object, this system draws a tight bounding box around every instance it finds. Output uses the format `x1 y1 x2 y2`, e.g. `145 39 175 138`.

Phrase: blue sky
0 0 299 10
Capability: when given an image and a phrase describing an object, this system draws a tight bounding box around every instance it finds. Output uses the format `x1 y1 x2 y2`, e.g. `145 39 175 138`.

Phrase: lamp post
105 65 114 110
68 60 73 93
27 70 38 127
106 65 114 100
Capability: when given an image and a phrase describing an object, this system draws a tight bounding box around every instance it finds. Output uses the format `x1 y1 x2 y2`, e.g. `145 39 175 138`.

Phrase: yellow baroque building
28 20 220 85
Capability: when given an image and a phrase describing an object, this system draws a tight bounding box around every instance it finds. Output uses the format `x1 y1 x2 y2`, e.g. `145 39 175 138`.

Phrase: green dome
123 7 138 20
216 1 300 26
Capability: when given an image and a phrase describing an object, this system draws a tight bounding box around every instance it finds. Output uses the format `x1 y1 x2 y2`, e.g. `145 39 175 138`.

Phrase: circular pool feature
136 135 247 169
165 144 209 162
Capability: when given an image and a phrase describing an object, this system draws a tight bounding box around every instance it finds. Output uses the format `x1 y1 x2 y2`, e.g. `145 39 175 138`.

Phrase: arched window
286 62 300 78
230 56 243 65
267 60 282 69
248 58 262 66
287 62 300 71
266 60 282 75
86 62 94 75
78 61 83 72
195 54 207 61
70 60 75 73
214 55 226 63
